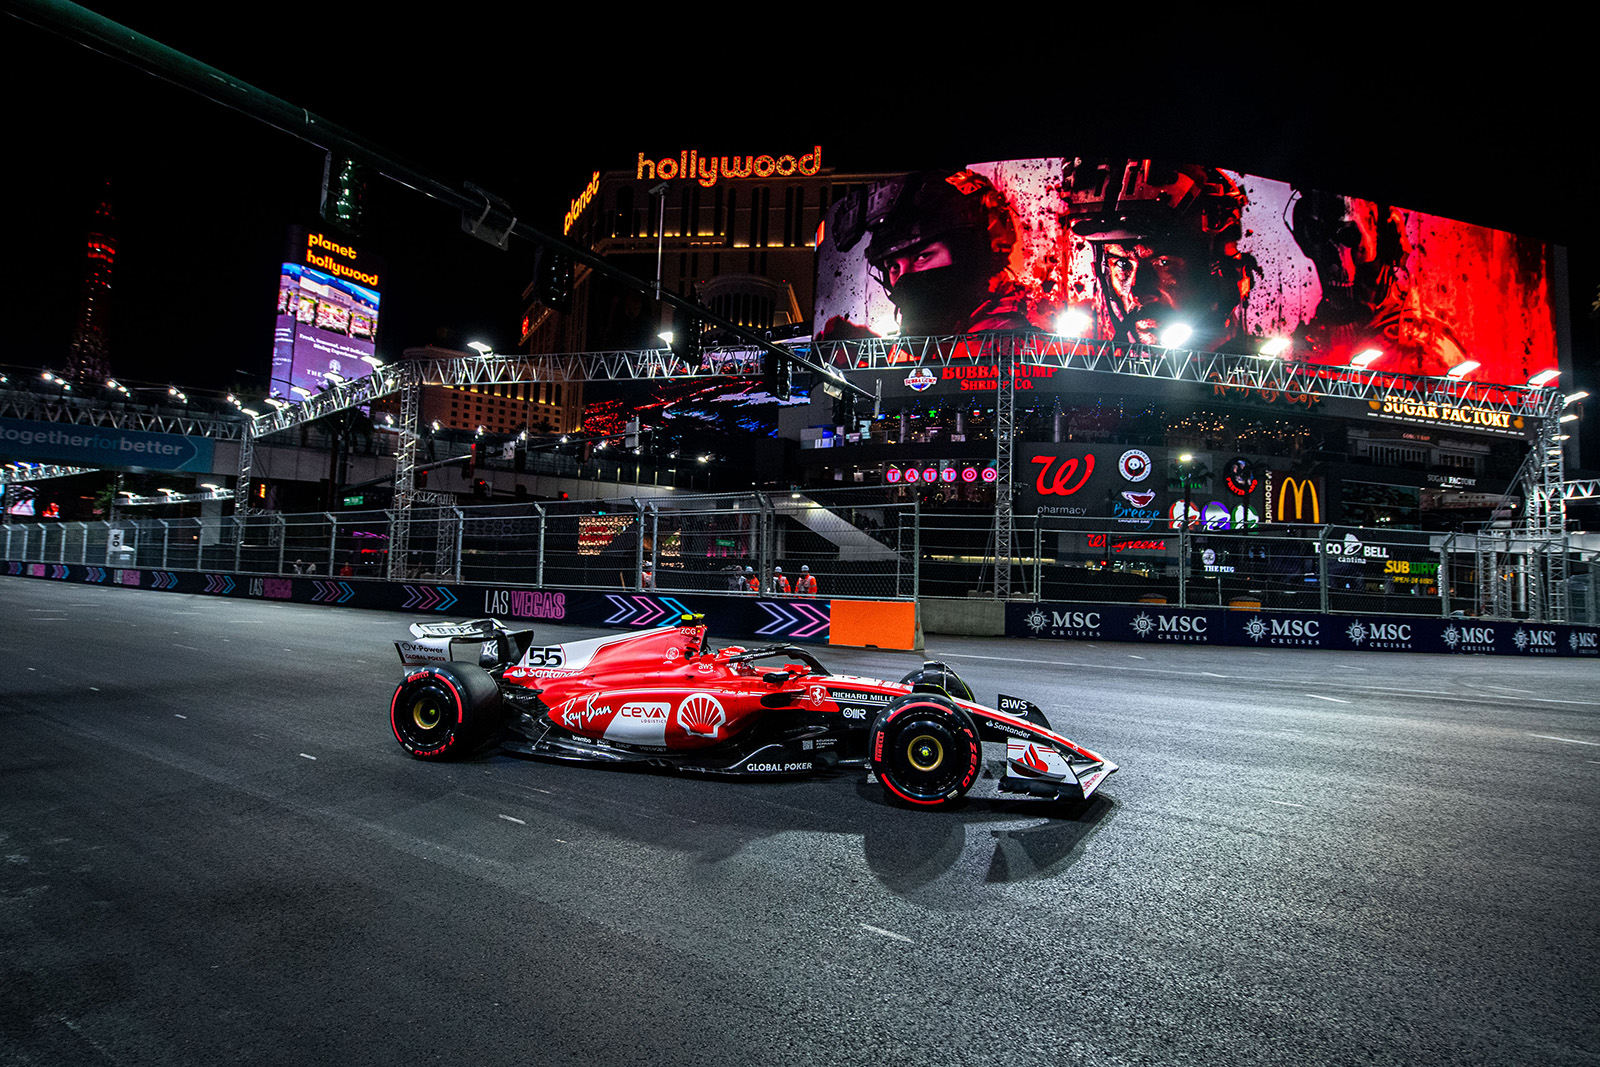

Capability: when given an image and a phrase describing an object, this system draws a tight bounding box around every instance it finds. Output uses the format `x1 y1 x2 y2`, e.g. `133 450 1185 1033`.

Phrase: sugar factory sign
1365 398 1525 436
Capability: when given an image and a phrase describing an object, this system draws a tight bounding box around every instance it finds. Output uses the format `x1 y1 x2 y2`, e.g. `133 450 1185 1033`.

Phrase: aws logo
1030 454 1095 496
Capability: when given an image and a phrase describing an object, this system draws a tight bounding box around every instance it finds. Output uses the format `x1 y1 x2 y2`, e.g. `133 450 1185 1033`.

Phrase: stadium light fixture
1529 369 1559 387
1259 337 1291 357
467 341 494 356
1564 391 1588 406
1446 360 1480 378
1159 323 1192 348
1351 349 1383 368
1054 308 1092 337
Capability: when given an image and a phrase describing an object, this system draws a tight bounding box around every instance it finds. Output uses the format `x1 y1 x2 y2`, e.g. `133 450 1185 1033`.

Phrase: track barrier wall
7 561 1597 657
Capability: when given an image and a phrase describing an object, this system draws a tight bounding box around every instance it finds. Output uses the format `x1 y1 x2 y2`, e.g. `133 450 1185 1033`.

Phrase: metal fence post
534 502 546 587
159 519 170 569
650 503 660 583
1032 516 1042 602
1317 526 1331 613
1178 523 1188 607
912 495 921 603
453 507 464 581
1439 533 1454 617
326 513 338 576
630 497 644 590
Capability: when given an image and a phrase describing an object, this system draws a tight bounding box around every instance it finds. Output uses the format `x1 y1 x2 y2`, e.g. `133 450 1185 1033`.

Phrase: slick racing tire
898 662 975 703
390 662 504 760
869 696 982 808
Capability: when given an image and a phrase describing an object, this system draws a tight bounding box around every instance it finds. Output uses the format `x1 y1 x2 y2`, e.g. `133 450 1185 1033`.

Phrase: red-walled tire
868 696 982 808
390 662 504 760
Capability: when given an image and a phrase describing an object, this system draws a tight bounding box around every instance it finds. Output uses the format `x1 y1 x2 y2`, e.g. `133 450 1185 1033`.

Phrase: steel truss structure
3 333 1580 598
0 386 245 438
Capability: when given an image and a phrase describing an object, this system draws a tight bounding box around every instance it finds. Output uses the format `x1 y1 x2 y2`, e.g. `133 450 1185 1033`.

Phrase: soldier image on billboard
822 169 1041 338
1288 189 1470 376
1063 159 1260 351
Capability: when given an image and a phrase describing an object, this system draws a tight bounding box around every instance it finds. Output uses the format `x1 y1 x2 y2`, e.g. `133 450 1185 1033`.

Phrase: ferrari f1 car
389 616 1117 808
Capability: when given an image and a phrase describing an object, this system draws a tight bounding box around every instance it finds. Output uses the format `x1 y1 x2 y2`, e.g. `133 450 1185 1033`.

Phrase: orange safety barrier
828 599 921 650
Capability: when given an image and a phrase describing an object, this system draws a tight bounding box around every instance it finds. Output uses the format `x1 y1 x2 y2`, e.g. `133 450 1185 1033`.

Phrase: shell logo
676 693 726 738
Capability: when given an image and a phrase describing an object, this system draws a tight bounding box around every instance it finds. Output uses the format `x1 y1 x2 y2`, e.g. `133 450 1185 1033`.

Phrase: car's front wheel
390 662 503 759
869 695 982 808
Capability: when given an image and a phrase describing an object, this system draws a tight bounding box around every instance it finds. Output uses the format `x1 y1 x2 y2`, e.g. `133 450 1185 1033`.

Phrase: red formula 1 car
389 616 1117 808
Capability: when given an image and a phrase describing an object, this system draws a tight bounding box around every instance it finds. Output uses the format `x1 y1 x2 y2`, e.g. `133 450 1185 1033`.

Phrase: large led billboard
816 158 1559 390
270 227 384 400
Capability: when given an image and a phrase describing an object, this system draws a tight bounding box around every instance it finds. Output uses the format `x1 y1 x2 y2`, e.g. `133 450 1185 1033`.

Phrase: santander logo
1030 454 1095 496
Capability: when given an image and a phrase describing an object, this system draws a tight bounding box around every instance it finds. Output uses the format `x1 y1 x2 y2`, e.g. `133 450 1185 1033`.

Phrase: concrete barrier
918 596 1005 637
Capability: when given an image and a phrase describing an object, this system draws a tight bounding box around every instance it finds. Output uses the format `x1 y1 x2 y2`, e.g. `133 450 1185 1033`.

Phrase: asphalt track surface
3 578 1598 1067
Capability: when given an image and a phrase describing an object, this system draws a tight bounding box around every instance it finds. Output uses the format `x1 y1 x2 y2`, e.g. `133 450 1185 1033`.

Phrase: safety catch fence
4 497 1590 622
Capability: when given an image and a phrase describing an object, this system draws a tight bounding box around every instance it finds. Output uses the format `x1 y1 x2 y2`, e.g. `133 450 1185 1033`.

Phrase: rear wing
396 618 536 669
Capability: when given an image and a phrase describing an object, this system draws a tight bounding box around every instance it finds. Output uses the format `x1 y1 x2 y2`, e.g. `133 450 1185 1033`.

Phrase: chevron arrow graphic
755 601 799 636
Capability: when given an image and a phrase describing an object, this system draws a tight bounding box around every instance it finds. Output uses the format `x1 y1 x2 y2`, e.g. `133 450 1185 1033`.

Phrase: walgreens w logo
1031 454 1095 496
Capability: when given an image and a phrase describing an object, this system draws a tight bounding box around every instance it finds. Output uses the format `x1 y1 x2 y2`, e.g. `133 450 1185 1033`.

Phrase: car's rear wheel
390 662 503 759
869 696 982 808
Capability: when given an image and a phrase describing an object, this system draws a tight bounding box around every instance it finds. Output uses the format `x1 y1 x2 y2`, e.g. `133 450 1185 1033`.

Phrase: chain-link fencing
3 501 1590 622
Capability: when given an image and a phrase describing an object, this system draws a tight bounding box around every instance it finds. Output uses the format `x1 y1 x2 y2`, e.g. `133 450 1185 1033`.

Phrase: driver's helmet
861 170 1018 295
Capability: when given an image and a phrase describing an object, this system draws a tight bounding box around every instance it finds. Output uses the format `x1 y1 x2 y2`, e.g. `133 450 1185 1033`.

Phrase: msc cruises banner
1006 602 1599 656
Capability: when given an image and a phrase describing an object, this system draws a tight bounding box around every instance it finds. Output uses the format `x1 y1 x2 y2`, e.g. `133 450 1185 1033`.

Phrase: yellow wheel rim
907 733 944 772
413 699 442 731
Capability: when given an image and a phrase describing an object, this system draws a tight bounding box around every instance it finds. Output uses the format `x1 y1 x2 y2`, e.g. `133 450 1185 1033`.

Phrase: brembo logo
1030 454 1095 496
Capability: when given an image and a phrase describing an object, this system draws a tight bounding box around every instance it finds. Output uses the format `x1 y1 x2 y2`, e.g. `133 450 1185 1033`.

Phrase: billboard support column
992 335 1017 599
388 369 422 581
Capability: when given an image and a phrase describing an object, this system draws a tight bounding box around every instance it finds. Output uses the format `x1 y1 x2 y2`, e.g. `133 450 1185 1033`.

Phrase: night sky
4 6 1594 417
